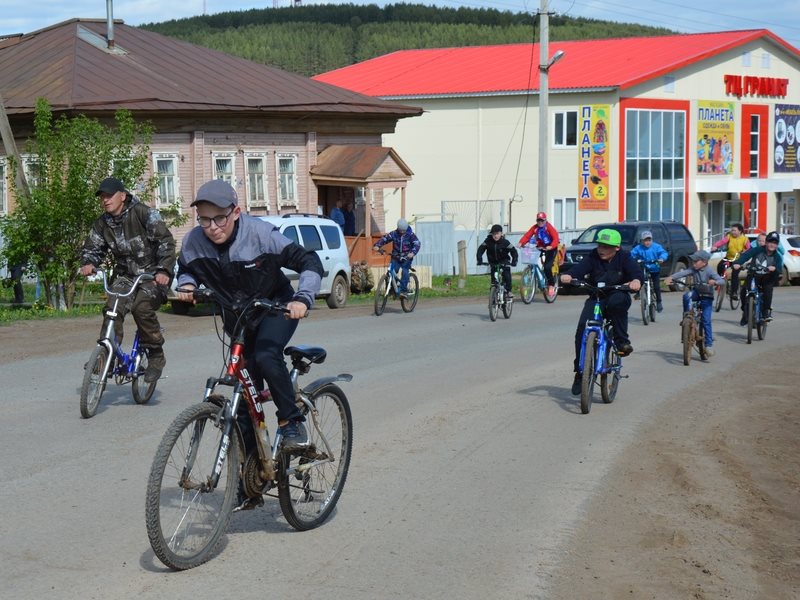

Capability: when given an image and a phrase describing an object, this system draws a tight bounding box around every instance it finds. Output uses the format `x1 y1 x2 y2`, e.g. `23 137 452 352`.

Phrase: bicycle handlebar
94 269 155 297
565 280 632 295
176 286 292 315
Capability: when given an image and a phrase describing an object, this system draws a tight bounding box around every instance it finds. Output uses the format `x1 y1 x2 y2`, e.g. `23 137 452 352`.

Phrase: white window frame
21 155 42 188
213 152 236 187
152 153 179 208
0 158 7 215
552 197 577 231
277 153 298 206
553 110 578 148
244 152 269 211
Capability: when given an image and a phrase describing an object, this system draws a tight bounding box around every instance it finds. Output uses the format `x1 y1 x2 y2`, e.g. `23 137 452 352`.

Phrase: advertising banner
696 100 735 174
578 105 610 210
774 104 800 173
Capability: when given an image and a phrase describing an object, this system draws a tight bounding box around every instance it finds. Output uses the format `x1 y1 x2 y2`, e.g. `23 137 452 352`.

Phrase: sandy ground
1 304 798 599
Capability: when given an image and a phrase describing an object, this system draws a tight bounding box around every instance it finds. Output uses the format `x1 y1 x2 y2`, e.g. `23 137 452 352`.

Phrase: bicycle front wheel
681 318 693 365
132 352 157 404
600 341 621 403
519 266 536 304
489 286 499 321
374 274 389 316
145 402 239 570
713 280 725 312
279 383 353 531
400 273 419 313
80 345 110 419
580 331 597 414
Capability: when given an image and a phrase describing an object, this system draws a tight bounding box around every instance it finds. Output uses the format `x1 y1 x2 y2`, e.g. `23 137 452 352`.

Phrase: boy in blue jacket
373 218 422 298
630 230 668 312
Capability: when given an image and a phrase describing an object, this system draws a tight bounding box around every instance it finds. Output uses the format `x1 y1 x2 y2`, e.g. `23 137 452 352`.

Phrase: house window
277 154 297 205
22 156 42 188
245 153 269 210
153 153 179 207
663 76 675 93
748 114 761 228
741 51 751 67
213 153 235 186
553 197 577 231
761 52 771 69
553 111 577 147
0 159 6 215
624 109 686 222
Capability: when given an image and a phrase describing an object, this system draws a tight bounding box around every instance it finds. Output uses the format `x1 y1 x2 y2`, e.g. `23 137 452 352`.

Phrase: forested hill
140 3 672 78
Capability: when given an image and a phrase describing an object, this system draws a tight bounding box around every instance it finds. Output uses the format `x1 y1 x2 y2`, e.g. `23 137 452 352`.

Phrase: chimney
106 0 115 49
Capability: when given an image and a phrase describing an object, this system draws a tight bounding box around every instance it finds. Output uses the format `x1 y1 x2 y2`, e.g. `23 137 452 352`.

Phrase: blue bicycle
569 281 631 414
80 270 158 418
742 265 770 344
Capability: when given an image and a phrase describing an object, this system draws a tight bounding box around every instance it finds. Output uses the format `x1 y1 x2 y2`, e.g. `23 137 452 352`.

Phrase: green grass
346 273 503 304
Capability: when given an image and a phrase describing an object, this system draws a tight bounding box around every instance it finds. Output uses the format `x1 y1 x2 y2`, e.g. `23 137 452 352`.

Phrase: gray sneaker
279 420 310 450
704 347 715 358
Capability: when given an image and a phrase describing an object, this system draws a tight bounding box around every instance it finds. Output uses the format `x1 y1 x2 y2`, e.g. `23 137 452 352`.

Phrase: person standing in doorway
330 199 345 229
343 201 356 236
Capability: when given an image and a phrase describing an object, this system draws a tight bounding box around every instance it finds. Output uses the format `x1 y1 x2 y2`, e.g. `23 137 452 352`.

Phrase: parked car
560 221 697 289
171 214 351 314
709 233 800 285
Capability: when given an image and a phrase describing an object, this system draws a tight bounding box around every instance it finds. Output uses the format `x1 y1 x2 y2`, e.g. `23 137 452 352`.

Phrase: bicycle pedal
233 496 264 512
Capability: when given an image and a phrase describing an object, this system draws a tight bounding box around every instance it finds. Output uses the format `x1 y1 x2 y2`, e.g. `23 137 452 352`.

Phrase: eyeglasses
536 219 545 223
197 208 234 229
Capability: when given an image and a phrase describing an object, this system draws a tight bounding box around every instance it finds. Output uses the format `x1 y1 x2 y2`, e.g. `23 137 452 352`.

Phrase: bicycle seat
284 345 327 364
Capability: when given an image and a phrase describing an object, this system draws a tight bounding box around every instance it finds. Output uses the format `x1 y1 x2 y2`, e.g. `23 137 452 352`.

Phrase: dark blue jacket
375 226 421 258
569 248 644 286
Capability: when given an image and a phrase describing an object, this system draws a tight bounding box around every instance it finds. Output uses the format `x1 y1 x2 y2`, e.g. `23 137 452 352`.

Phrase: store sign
578 104 610 211
774 104 800 173
724 74 788 98
697 100 735 175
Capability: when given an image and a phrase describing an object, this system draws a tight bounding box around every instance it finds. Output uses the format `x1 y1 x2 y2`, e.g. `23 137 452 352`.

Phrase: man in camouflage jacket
80 177 176 382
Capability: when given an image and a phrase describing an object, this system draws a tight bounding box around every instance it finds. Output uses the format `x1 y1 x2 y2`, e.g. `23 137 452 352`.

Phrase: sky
1 0 799 49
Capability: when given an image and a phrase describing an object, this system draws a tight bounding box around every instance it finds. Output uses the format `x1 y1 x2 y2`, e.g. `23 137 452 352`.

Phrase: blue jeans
391 257 412 293
683 291 713 347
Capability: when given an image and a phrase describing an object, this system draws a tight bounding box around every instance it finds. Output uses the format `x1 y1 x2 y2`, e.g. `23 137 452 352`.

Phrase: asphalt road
2 287 798 599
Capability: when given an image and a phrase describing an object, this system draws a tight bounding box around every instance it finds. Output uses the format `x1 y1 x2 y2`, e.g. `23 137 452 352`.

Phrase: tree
0 99 185 309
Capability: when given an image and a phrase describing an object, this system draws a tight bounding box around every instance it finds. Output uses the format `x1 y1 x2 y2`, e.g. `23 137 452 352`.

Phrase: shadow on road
516 383 585 414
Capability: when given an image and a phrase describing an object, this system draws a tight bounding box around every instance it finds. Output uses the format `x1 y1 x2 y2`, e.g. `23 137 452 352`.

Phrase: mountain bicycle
79 270 159 419
481 262 512 321
145 290 352 570
373 248 419 315
713 258 741 312
567 281 631 415
636 260 659 325
680 283 712 365
741 265 770 344
519 245 558 304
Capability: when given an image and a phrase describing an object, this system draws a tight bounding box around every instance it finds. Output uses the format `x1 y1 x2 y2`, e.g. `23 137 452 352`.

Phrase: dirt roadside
548 347 800 599
1 305 798 599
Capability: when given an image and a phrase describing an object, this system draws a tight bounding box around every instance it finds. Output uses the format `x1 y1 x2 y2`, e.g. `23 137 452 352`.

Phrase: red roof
314 30 800 97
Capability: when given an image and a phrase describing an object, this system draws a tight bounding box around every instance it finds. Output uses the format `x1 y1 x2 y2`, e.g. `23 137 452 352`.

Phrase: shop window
553 111 577 147
245 154 269 210
553 197 576 231
623 108 686 222
741 51 751 67
761 52 771 68
663 76 675 93
153 153 179 208
213 153 235 186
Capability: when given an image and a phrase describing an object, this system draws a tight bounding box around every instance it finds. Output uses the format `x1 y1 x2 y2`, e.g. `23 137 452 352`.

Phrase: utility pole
537 0 550 215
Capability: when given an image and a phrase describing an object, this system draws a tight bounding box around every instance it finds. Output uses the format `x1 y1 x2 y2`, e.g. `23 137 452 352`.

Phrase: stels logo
724 74 788 98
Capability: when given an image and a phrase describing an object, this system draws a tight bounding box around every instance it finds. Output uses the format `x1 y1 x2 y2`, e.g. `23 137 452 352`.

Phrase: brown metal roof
311 145 413 183
0 19 422 120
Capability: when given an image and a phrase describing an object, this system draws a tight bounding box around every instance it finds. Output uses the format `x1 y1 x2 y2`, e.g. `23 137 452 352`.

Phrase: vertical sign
578 105 610 210
696 100 735 174
774 104 800 173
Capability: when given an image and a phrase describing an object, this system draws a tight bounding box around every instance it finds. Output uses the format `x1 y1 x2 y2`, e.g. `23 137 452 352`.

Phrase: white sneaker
705 347 715 358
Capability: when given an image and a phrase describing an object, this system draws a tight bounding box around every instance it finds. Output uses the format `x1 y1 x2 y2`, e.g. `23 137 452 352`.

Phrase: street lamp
537 48 565 214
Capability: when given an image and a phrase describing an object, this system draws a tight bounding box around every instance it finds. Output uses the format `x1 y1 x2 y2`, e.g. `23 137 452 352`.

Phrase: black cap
191 179 238 208
490 224 503 234
766 231 779 243
95 177 126 196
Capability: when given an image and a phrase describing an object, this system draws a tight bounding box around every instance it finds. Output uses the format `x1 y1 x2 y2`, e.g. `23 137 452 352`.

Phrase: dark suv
561 221 697 284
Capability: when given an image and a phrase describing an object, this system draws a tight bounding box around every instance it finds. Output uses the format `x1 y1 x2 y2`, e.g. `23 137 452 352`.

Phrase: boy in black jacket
477 224 518 298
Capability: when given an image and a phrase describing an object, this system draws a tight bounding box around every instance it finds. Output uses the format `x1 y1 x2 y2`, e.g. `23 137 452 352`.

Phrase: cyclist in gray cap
372 218 421 298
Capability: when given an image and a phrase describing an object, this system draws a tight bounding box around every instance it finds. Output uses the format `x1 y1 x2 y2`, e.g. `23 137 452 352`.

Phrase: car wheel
669 260 688 291
171 300 191 315
781 266 790 286
326 274 349 309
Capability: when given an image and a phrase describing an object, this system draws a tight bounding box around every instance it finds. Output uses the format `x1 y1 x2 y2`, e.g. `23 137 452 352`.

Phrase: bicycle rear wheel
681 317 693 365
714 279 725 312
640 285 650 325
580 331 597 414
374 274 389 316
488 286 499 321
757 307 767 340
279 384 352 531
696 325 708 361
502 291 513 319
746 297 754 344
729 285 741 310
133 352 157 404
600 341 620 403
80 345 110 419
145 402 239 570
519 266 536 304
648 287 657 322
543 275 558 303
400 273 419 313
